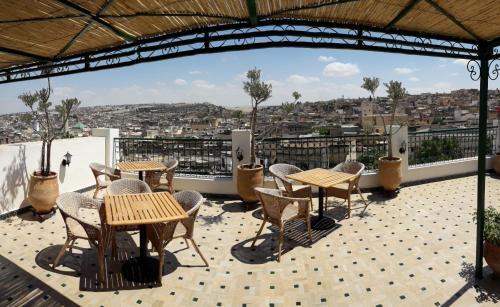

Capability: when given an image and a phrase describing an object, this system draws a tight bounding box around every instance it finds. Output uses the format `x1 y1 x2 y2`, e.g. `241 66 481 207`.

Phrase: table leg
121 224 159 284
139 171 143 181
311 187 337 230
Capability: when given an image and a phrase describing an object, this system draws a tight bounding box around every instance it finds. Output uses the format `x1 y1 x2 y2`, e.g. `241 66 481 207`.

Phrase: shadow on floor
35 232 183 292
231 220 340 264
0 254 78 306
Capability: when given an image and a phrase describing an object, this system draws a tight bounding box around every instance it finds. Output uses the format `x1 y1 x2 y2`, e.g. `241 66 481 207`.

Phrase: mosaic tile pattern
0 175 499 306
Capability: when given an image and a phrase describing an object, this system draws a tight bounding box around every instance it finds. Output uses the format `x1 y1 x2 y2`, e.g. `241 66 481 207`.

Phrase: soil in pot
28 171 59 214
378 156 402 191
237 164 264 203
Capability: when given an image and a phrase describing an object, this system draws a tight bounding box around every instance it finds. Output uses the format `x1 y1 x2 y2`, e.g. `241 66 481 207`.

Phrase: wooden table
287 168 356 230
117 161 166 181
104 192 187 283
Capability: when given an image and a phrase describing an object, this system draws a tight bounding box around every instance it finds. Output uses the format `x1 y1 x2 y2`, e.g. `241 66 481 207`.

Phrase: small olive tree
19 79 81 176
281 91 301 116
383 80 407 158
243 68 272 167
361 77 380 101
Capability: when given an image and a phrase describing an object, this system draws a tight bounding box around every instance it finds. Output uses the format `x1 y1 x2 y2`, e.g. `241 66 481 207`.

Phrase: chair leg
190 238 209 267
306 218 313 244
97 246 106 284
158 250 164 284
111 233 118 259
92 186 99 199
52 238 72 268
277 226 284 262
347 196 352 219
68 239 75 254
251 220 266 247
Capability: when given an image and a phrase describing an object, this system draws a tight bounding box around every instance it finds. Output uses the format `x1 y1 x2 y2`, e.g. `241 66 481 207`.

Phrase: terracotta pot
485 240 500 276
28 171 59 214
237 164 264 203
378 157 402 191
494 153 500 174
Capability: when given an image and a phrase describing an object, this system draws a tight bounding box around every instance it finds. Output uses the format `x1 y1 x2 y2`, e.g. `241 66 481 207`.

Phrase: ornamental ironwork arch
0 20 482 84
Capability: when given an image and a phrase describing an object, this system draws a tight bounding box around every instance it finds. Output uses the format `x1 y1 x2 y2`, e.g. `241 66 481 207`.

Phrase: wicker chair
144 160 178 193
107 178 152 195
269 163 312 209
107 178 152 256
252 187 312 262
147 190 207 282
89 162 121 199
325 161 368 218
52 192 113 284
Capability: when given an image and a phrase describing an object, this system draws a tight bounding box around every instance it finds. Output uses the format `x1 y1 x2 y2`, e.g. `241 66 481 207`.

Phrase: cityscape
1 88 500 144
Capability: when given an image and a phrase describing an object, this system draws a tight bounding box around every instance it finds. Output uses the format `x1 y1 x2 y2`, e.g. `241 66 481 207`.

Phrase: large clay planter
28 172 59 214
237 164 264 203
484 240 500 276
494 153 500 174
378 157 402 191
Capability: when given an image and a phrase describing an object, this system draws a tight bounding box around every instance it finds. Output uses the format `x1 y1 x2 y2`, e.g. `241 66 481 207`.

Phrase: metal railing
256 134 388 174
113 137 232 177
408 127 498 167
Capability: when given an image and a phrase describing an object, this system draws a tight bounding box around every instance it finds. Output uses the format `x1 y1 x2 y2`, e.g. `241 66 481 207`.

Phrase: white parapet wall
0 136 105 215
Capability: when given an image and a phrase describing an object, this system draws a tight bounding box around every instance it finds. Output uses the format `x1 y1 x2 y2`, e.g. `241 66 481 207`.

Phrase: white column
389 125 409 182
231 129 252 177
91 128 120 167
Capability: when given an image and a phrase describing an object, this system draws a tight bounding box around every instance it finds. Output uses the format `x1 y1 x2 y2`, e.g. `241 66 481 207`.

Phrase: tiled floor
0 175 499 306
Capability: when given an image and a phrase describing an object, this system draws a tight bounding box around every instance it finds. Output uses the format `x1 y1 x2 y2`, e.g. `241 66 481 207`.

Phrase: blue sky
0 47 493 114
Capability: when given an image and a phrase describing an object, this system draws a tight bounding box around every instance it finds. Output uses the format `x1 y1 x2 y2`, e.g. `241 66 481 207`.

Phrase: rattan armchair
269 163 312 209
252 187 312 262
89 162 121 199
147 190 207 283
107 178 152 256
144 160 178 193
325 161 368 218
53 192 113 284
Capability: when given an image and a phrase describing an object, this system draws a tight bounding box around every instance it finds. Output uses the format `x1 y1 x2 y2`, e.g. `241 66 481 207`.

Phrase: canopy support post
475 42 492 279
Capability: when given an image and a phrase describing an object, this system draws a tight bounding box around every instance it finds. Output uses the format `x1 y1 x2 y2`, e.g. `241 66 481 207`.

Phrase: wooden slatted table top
104 192 188 226
117 161 166 172
286 168 357 189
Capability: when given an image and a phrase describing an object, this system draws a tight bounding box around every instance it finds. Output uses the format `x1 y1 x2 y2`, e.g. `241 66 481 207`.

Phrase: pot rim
237 164 263 170
378 156 402 162
31 171 58 179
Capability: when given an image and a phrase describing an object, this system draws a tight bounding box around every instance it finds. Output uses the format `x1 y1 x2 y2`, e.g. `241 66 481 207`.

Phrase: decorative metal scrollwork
489 59 500 81
467 59 481 81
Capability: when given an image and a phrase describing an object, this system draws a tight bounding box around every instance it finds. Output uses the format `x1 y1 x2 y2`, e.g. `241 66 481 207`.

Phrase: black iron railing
256 135 388 174
113 137 232 176
408 127 498 167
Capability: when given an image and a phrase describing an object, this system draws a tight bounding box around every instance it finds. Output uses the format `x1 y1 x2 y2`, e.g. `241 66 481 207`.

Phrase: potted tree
475 206 500 276
237 68 272 202
19 79 81 214
362 78 406 191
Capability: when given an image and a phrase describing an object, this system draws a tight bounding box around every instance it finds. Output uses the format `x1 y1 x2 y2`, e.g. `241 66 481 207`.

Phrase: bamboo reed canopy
1 0 500 82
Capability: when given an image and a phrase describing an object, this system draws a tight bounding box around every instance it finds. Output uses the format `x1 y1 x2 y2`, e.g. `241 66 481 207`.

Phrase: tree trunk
45 140 52 176
40 139 46 175
250 107 257 166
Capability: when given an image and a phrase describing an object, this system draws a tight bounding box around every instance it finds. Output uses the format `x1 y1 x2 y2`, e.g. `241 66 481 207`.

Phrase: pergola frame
1 0 500 280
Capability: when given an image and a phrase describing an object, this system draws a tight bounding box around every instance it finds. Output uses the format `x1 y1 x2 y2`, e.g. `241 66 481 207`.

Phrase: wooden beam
246 0 258 25
0 46 49 61
101 12 245 22
0 15 84 24
424 0 481 41
261 0 359 18
384 0 422 30
55 0 135 42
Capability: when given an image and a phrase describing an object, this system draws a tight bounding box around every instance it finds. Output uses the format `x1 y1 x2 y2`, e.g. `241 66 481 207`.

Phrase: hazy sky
0 47 495 115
